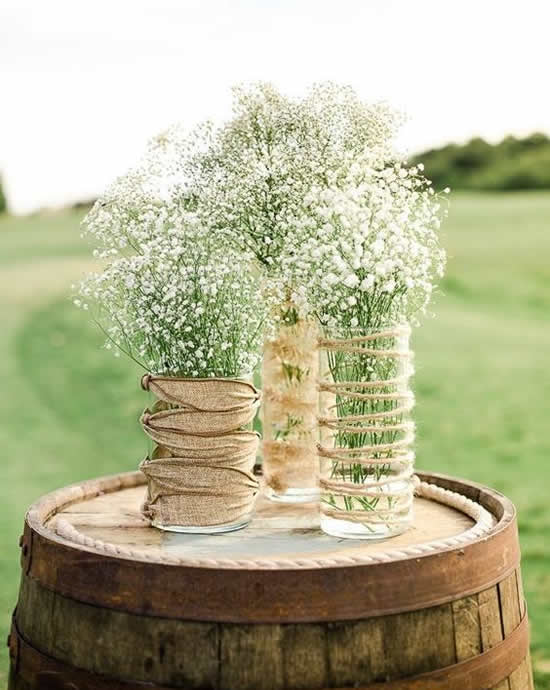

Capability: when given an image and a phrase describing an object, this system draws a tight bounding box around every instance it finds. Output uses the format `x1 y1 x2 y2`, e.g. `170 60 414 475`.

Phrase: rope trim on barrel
55 480 495 569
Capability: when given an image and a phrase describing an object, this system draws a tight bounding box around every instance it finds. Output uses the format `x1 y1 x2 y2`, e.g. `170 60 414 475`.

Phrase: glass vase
262 313 319 503
139 373 260 533
318 324 415 539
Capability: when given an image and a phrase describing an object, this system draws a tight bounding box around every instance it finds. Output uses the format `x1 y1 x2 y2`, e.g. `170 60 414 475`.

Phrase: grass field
1 193 549 687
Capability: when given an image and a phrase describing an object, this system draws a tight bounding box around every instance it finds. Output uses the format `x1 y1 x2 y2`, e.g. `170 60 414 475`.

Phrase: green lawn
1 194 549 687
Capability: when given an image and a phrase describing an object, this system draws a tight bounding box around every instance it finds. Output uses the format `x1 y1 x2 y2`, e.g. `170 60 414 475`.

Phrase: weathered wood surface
10 571 532 689
8 470 533 689
45 483 475 561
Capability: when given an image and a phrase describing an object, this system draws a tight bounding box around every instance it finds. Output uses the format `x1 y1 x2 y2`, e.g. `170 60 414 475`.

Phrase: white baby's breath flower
360 275 375 291
78 176 266 376
271 150 447 330
180 82 403 274
343 273 359 288
77 81 445 358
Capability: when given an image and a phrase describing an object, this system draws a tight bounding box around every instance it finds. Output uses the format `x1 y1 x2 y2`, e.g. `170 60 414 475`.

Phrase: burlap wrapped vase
139 374 261 533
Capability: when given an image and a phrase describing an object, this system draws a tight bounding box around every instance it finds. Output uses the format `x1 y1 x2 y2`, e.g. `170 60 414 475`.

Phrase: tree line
412 132 550 191
0 176 5 214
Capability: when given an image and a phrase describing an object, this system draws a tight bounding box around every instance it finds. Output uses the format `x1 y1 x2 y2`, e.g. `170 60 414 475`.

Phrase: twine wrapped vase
318 323 415 539
139 374 260 533
262 314 320 503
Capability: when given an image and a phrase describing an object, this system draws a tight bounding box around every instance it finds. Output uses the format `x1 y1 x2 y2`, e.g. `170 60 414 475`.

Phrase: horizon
2 0 549 214
6 129 549 216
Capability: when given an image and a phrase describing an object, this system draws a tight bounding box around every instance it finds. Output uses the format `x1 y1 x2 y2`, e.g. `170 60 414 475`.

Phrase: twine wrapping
318 326 415 528
139 375 260 528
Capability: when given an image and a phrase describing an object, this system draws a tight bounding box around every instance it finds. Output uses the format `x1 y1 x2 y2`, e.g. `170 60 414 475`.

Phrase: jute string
318 327 415 527
139 374 260 528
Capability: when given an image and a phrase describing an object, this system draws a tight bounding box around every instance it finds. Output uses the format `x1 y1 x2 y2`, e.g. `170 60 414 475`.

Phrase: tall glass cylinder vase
318 324 415 539
262 311 319 502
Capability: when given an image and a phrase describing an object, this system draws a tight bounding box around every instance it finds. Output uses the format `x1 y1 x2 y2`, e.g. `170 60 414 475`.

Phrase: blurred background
1 0 549 686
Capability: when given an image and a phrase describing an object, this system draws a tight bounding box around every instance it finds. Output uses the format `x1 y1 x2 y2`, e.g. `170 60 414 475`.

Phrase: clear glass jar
261 313 320 503
140 373 260 533
318 324 415 539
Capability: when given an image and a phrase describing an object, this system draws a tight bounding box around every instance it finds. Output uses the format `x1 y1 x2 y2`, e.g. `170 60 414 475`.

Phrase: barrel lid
20 470 520 623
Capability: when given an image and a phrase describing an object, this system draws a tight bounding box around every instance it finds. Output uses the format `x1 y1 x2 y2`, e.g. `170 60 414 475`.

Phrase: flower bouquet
77 81 446 540
78 154 266 533
275 158 446 537
184 83 412 503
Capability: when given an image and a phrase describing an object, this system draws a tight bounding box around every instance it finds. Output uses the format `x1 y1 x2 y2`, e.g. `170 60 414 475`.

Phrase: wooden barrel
9 470 533 690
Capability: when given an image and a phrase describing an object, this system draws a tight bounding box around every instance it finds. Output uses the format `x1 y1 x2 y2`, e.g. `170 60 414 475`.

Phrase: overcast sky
1 0 549 214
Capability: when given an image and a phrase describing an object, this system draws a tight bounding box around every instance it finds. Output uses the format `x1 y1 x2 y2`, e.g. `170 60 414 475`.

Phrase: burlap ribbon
139 374 260 528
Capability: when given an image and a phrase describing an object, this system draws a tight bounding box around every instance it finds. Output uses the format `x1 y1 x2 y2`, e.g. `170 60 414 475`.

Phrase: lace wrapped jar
317 324 415 539
262 311 319 503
